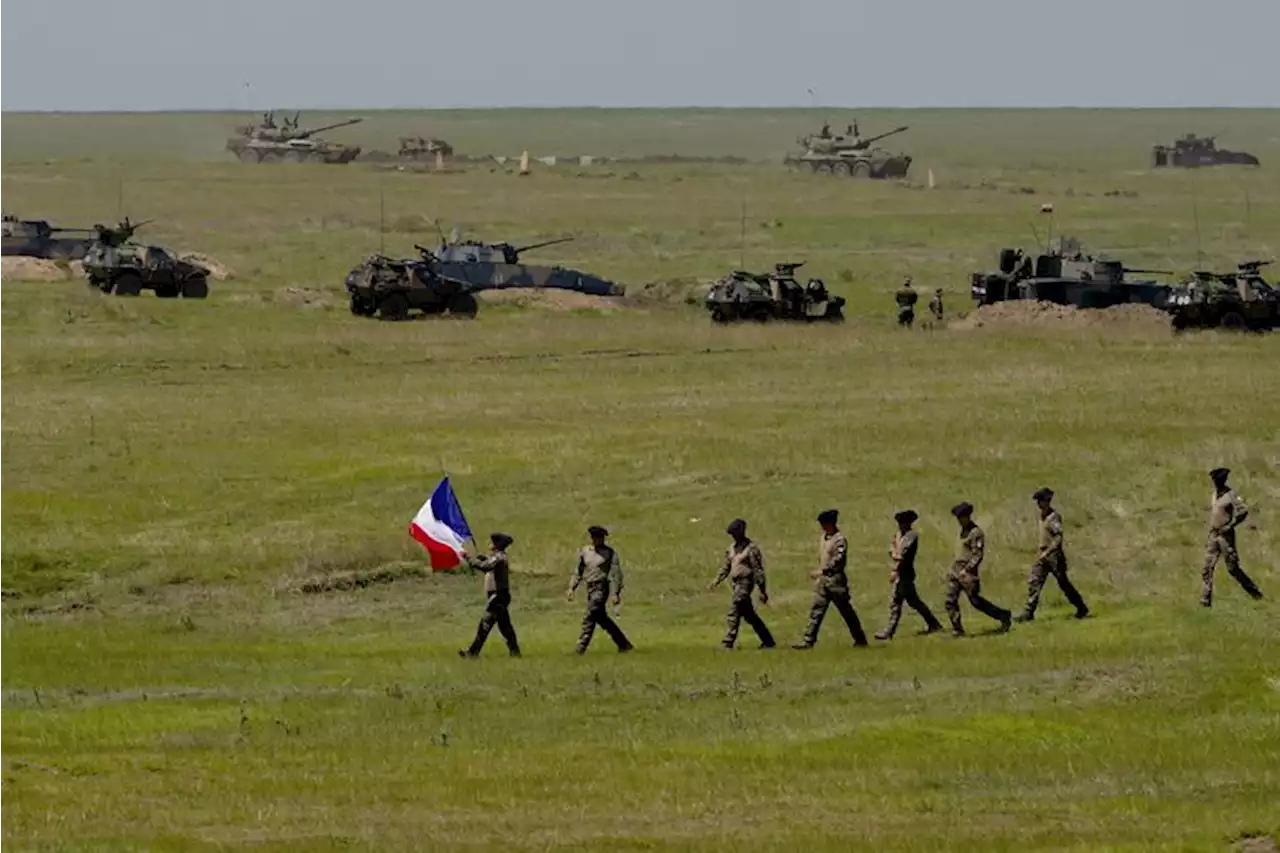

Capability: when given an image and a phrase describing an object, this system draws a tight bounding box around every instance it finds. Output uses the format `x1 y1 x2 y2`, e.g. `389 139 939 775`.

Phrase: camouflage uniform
711 534 775 649
928 290 944 323
797 520 869 648
570 540 633 653
1201 473 1263 606
460 535 520 658
895 281 919 328
944 509 1012 635
877 519 943 639
1019 495 1088 621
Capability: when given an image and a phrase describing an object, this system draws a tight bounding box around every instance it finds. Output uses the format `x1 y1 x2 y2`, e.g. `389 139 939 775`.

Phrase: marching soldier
458 533 521 658
793 509 869 649
1015 489 1089 622
895 277 919 328
875 509 943 640
928 288 944 325
1201 468 1263 607
707 518 776 649
567 525 634 654
944 502 1013 637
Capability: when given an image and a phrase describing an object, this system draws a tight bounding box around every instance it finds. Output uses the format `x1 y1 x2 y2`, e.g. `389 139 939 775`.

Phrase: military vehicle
226 111 363 163
785 121 912 179
705 262 844 323
970 237 1173 309
2 215 96 260
1165 261 1279 331
1152 134 1260 168
346 236 624 321
398 136 454 161
81 218 210 298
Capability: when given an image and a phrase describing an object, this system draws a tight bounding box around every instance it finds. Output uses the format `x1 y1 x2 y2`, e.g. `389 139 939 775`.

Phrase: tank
969 237 1173 309
785 122 912 179
398 136 454 160
1152 134 1260 168
705 262 845 323
345 236 625 321
226 111 363 164
81 218 210 298
1165 261 1279 331
2 214 96 260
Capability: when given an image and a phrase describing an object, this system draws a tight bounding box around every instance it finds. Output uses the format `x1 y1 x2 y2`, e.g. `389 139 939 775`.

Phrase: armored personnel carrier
226 111 363 163
1165 261 1278 331
2 215 96 259
786 122 912 179
398 136 454 161
970 238 1172 309
1152 134 1260 168
705 262 844 323
345 236 624 321
81 218 210 298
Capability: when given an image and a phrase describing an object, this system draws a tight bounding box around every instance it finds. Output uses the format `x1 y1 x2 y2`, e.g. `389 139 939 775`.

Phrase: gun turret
773 261 805 276
95 217 152 247
510 236 574 257
1239 259 1273 272
289 117 363 139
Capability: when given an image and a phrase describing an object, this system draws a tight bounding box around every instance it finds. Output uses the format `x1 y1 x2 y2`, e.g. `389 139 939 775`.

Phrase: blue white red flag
409 477 473 571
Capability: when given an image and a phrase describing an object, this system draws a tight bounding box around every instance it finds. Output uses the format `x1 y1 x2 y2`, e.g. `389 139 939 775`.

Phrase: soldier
875 510 943 640
458 533 521 658
567 525 634 654
944 502 1013 637
928 288 944 324
1014 489 1089 622
1200 468 1263 607
707 518 775 650
895 277 919 328
793 509 869 650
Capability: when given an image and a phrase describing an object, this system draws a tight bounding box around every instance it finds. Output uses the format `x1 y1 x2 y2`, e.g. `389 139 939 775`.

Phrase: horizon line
3 104 1277 115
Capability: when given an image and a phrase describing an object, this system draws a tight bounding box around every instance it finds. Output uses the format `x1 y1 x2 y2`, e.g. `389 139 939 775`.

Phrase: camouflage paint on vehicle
705 262 845 323
785 122 912 179
226 111 363 164
2 215 96 260
81 218 210 299
398 136 454 160
1151 134 1260 168
969 238 1174 310
1165 261 1279 332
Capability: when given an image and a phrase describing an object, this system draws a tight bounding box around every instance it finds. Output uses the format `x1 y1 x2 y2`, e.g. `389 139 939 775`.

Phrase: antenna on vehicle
1027 220 1044 253
378 181 385 255
1191 190 1204 269
432 217 446 247
115 171 124 219
739 199 747 270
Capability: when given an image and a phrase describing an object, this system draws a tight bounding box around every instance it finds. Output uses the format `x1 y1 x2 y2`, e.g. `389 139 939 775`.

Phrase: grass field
3 109 1280 852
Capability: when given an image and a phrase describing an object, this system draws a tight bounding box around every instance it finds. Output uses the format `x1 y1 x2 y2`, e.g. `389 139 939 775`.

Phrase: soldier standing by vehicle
568 526 634 654
793 509 869 649
875 510 943 640
1200 468 1263 607
928 288 944 326
896 277 919 328
707 519 776 649
458 533 521 658
1014 489 1089 622
944 502 1013 637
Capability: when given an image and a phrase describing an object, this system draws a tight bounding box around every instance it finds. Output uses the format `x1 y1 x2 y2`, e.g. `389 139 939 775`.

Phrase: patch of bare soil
950 300 1172 331
477 289 627 311
1233 835 1280 853
272 286 335 309
179 252 233 281
296 563 427 594
2 256 77 282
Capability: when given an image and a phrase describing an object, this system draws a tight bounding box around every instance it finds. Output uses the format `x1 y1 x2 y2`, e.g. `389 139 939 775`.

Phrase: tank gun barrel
1122 266 1173 275
1239 259 1273 270
862 125 909 146
293 117 363 138
512 236 574 255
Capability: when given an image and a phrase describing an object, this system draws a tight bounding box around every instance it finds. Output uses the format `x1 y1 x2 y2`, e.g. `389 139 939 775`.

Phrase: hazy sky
3 0 1277 111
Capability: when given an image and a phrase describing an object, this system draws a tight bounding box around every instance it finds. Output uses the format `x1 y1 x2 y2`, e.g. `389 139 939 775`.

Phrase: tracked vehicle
227 111 363 163
970 238 1172 309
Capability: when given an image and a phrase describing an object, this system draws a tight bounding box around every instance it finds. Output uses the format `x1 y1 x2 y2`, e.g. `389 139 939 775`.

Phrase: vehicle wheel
156 284 180 298
851 161 871 178
710 308 732 324
349 295 376 316
238 149 260 163
181 276 209 299
112 273 143 296
447 292 479 318
261 151 283 163
286 150 308 163
378 293 410 321
832 161 852 177
824 305 846 322
1220 311 1247 331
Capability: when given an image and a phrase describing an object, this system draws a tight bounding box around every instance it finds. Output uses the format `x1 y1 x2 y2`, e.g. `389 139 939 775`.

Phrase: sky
2 0 1277 112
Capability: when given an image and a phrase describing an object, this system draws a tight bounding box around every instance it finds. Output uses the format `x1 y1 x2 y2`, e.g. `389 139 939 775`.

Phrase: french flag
409 477 474 571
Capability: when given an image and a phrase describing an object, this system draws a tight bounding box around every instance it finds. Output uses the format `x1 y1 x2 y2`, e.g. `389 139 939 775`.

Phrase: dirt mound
477 289 626 311
273 286 335 309
632 278 711 305
2 256 76 282
951 300 1172 331
179 253 233 281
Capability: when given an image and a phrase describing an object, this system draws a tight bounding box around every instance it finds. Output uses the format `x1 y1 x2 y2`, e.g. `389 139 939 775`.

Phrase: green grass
3 108 1280 852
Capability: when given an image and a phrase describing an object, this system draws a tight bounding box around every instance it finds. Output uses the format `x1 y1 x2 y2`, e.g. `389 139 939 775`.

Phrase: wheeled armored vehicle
705 262 845 323
81 218 209 298
1165 261 1278 331
2 215 96 260
1152 134 1259 168
785 123 912 178
970 238 1172 309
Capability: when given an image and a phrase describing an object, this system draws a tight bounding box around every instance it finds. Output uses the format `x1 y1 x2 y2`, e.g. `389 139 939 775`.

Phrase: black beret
817 509 839 525
1033 488 1054 502
490 532 514 549
1209 467 1230 481
951 501 974 518
587 525 609 538
894 509 919 524
726 518 747 537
